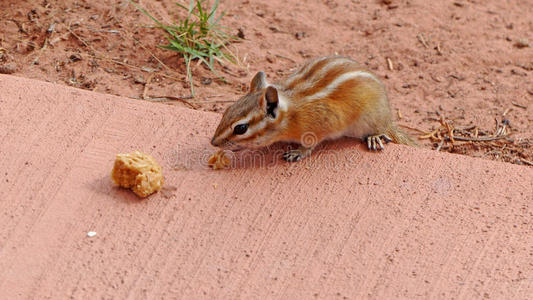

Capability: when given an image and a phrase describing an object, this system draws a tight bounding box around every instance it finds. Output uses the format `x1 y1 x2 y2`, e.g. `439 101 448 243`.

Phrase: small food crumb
111 151 164 198
87 231 97 237
208 150 231 170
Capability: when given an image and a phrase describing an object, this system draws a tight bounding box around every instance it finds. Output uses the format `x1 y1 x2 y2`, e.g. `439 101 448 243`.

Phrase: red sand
1 75 532 299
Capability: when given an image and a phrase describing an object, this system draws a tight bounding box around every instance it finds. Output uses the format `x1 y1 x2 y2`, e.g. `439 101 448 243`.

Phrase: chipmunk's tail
385 125 418 147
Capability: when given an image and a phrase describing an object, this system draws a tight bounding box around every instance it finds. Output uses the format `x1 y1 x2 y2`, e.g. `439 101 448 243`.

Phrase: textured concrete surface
0 74 532 299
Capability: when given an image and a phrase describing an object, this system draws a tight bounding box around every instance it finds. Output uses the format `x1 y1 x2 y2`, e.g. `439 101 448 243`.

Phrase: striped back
278 56 380 102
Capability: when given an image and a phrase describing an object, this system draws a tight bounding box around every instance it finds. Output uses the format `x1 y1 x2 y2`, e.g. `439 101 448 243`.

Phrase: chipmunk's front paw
283 147 313 162
283 150 304 162
365 134 392 151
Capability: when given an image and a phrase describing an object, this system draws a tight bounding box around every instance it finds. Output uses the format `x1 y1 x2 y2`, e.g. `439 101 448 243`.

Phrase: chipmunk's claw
283 150 303 162
283 147 313 162
365 134 392 151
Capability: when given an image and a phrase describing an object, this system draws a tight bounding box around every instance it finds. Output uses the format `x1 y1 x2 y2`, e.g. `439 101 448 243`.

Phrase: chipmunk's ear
263 86 279 118
250 71 267 92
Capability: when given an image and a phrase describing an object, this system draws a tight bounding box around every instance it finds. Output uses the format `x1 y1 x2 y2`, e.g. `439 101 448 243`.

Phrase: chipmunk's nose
211 136 220 147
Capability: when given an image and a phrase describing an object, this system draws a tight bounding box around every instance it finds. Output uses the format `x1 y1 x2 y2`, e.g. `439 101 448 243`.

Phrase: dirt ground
1 0 532 166
3 74 533 299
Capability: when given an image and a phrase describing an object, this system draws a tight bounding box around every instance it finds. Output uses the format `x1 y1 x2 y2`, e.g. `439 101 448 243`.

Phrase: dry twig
142 95 196 109
511 102 527 109
417 33 429 48
386 57 393 71
416 115 532 166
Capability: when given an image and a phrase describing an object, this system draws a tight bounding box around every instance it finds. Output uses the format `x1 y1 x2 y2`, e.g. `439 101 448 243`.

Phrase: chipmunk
211 56 416 162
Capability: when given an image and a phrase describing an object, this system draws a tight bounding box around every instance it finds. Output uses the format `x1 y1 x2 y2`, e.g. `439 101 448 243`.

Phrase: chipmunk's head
211 71 286 150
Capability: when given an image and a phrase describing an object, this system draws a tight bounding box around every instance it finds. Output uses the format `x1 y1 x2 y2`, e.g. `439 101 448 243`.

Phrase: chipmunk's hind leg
283 146 314 162
365 134 392 151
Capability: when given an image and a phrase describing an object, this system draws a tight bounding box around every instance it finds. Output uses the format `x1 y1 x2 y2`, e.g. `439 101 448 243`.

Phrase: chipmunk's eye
233 124 249 135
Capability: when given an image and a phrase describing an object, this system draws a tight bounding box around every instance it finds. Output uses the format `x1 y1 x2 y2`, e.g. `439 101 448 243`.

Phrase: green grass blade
131 0 237 96
188 0 195 14
128 0 165 27
208 0 219 24
196 0 204 18
175 2 188 10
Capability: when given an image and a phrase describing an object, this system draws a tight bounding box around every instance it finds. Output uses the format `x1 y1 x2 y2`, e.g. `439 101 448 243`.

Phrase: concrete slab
0 74 532 299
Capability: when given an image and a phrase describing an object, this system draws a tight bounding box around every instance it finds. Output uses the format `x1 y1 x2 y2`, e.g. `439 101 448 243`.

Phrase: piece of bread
111 151 164 197
208 150 231 170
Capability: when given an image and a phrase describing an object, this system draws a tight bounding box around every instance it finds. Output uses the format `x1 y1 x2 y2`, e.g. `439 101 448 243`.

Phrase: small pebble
0 62 17 74
87 231 97 237
201 77 212 85
514 39 530 49
295 32 306 40
237 28 245 39
134 75 146 84
69 53 82 62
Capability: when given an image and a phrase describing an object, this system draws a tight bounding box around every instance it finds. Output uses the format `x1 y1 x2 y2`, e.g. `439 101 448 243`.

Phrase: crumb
111 151 164 198
208 150 231 170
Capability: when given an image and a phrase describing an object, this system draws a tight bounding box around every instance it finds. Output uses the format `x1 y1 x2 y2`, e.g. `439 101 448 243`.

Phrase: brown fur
211 56 416 153
211 91 262 139
285 57 333 90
